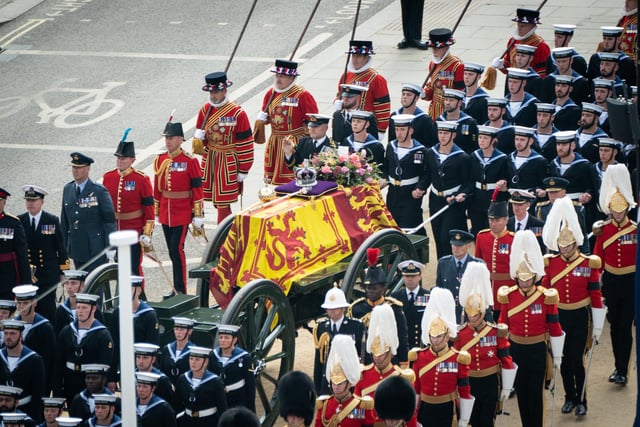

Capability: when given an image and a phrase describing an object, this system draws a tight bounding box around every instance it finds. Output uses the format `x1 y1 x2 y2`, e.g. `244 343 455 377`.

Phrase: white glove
192 217 205 229
333 99 343 111
139 235 152 246
378 178 388 189
154 216 161 225
193 129 205 140
106 249 116 262
458 420 469 427
553 356 562 370
378 132 386 142
237 173 247 183
592 306 606 341
491 57 505 70
257 111 268 121
500 389 511 401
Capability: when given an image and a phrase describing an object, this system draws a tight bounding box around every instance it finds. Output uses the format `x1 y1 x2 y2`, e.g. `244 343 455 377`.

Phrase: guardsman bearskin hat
218 407 261 427
374 376 416 421
278 370 316 425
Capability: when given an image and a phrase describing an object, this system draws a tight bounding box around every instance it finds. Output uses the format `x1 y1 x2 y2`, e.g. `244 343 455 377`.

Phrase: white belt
185 407 217 418
475 182 498 190
225 379 246 392
565 192 581 200
431 185 461 197
66 362 90 372
389 176 419 187
17 395 31 406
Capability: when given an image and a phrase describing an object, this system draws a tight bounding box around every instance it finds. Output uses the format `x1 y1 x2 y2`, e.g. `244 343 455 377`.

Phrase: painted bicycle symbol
0 79 126 128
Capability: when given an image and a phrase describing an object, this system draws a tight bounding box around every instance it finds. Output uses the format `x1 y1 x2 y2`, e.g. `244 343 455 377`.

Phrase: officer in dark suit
390 260 429 349
18 185 69 323
159 317 195 386
135 372 176 427
133 343 175 410
60 153 116 273
312 287 365 395
283 114 342 169
436 230 485 323
209 325 255 411
0 187 31 300
507 189 545 250
347 249 409 366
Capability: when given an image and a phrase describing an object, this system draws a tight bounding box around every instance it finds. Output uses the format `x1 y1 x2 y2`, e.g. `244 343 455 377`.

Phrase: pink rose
321 166 332 174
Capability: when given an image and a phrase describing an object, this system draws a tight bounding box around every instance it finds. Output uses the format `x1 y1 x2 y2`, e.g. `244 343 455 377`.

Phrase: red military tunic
501 33 551 78
541 254 604 310
262 85 318 185
455 323 514 375
497 285 563 340
354 364 417 427
153 149 204 227
618 12 638 61
102 167 154 232
412 347 471 405
314 394 376 427
593 218 637 275
474 229 515 313
337 67 391 132
196 101 254 206
422 52 465 120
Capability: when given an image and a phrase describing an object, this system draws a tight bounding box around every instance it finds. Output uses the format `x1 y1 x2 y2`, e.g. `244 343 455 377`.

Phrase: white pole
109 230 138 427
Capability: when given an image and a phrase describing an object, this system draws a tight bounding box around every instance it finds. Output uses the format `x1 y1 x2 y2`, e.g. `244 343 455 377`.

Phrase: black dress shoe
561 400 576 414
609 370 619 382
575 403 587 416
397 39 410 49
615 374 628 385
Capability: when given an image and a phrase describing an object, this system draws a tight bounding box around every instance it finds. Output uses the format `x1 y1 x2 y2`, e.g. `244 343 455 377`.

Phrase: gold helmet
510 230 545 282
599 164 636 215
459 262 493 318
366 304 398 357
325 335 361 386
421 287 457 345
542 196 584 251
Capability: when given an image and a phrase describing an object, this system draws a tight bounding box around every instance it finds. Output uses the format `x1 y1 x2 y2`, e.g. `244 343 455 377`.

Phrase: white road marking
0 19 52 45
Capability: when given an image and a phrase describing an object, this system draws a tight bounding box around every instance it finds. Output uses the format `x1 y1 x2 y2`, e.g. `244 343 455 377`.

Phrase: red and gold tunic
454 323 514 377
618 12 638 61
337 68 391 132
412 347 471 405
541 253 604 310
497 285 563 342
593 218 637 275
196 101 254 206
153 149 204 227
474 229 515 313
314 394 376 427
422 53 465 120
501 33 551 78
354 364 417 427
262 85 318 185
102 167 154 232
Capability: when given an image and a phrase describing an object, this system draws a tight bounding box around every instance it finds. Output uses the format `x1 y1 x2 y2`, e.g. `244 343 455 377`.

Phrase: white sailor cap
0 386 23 398
443 88 465 100
401 83 423 96
515 44 537 55
551 47 574 58
12 284 38 300
553 24 576 34
506 68 530 80
135 371 161 385
554 74 574 85
477 125 498 136
536 103 556 113
63 270 88 281
172 316 195 328
0 300 17 311
339 84 368 97
134 343 160 355
81 364 110 375
599 52 619 62
217 324 241 336
92 394 117 405
74 293 100 305
350 110 373 121
436 121 458 131
391 114 415 126
1 413 27 424
513 126 535 137
592 78 614 89
486 97 507 107
42 397 66 408
464 62 485 73
189 346 212 358
554 130 577 143
601 26 623 37
55 417 83 427
1 320 25 331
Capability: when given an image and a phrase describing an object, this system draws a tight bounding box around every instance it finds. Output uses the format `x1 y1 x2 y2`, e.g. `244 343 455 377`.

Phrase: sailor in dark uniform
347 249 409 366
87 394 121 426
18 185 69 323
312 287 365 395
135 372 176 427
503 44 543 99
425 120 473 258
283 114 342 169
332 84 379 143
545 24 588 77
576 102 610 164
175 346 228 427
588 26 637 86
541 47 590 105
159 317 195 386
468 125 509 234
54 271 103 337
344 110 385 167
504 126 549 203
1 410 34 427
0 188 31 301
388 83 437 147
592 79 614 135
484 98 516 154
437 88 479 154
0 320 46 422
435 230 485 323
382 114 429 234
38 397 66 427
68 364 120 422
507 189 545 250
533 103 560 161
504 68 540 127
208 325 255 411
53 416 82 426
550 75 581 131
0 300 17 348
134 343 174 410
12 285 56 394
592 52 632 98
390 260 429 348
52 293 114 404
463 63 490 125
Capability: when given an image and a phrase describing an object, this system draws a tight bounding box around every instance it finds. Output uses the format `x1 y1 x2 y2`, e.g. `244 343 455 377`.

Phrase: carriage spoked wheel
220 279 295 427
196 214 235 307
83 263 119 313
341 229 419 302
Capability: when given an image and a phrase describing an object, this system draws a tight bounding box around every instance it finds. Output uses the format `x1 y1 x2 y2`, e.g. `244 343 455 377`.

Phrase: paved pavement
0 0 44 23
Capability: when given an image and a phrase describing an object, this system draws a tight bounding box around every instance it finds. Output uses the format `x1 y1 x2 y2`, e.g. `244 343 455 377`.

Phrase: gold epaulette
543 253 556 267
493 323 509 338
316 395 331 409
4 212 19 221
313 326 331 364
132 168 148 177
458 322 467 331
182 150 193 158
356 395 374 410
454 349 471 365
395 366 416 384
408 347 424 362
384 296 403 307
542 287 559 305
346 297 366 317
497 286 514 304
537 200 551 207
586 254 602 270
592 219 609 236
477 228 491 234
60 260 71 271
